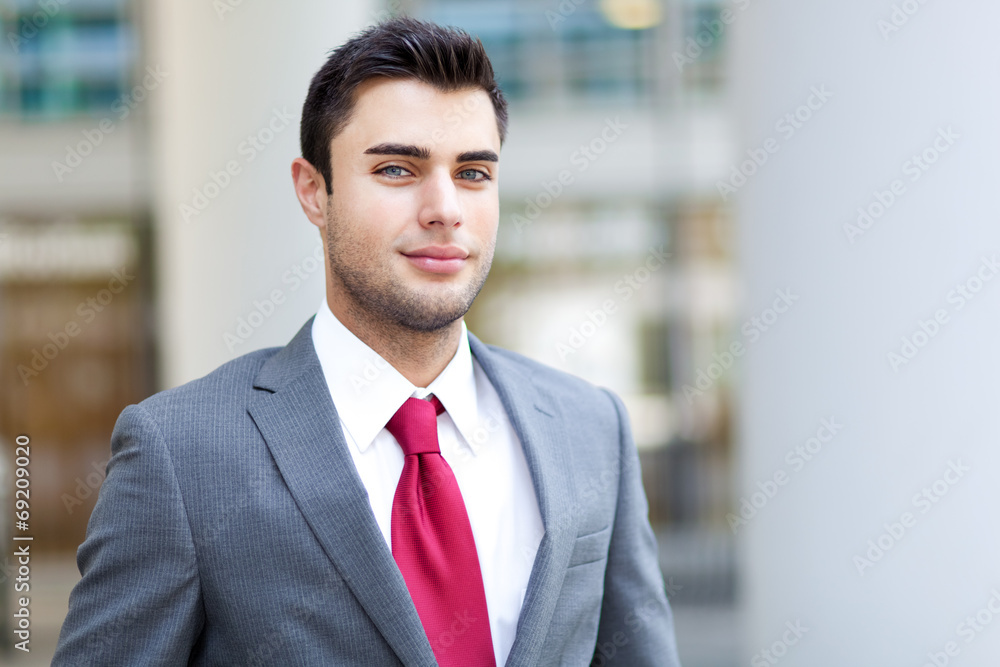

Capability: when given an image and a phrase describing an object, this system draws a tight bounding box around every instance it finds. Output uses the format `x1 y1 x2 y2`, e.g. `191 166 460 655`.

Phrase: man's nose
417 169 462 228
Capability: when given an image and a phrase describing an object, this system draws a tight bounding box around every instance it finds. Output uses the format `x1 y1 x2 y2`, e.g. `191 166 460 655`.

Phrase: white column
732 2 1000 664
148 0 377 388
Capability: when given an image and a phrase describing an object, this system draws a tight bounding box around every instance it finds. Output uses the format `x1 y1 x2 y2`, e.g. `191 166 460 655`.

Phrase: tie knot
386 396 445 456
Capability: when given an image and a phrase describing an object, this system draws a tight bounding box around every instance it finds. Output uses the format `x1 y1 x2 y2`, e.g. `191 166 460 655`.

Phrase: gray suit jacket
53 319 681 666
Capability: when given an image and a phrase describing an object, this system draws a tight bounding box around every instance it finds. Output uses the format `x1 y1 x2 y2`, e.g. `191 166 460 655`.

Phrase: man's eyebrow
363 143 498 163
456 149 499 163
364 142 430 160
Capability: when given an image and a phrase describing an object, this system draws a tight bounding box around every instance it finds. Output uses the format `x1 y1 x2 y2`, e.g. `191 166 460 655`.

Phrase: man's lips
401 246 469 274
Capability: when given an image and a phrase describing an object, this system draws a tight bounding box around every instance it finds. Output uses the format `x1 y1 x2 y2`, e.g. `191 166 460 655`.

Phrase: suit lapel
247 319 435 666
469 335 578 667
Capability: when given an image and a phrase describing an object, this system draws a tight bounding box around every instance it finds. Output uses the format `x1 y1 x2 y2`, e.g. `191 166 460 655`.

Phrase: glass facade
0 0 135 118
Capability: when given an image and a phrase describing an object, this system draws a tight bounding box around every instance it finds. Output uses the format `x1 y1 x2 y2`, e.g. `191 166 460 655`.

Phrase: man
54 16 682 666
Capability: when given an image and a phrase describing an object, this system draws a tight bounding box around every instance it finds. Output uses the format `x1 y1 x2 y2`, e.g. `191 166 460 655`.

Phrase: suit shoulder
476 341 620 413
134 346 282 418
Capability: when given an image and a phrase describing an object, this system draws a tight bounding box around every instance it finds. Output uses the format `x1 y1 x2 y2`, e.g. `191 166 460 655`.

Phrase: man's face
323 77 501 333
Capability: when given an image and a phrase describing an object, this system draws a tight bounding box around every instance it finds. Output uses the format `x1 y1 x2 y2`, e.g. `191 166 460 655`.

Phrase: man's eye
459 169 491 181
378 165 411 178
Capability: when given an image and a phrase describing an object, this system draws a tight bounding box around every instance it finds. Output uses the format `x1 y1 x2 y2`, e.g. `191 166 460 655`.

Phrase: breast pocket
567 524 611 568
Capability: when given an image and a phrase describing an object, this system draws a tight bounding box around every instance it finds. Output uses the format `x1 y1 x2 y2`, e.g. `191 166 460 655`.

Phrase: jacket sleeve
591 389 682 666
52 403 205 666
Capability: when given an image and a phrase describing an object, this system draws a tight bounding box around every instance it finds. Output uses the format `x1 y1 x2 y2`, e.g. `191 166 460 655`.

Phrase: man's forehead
338 78 500 155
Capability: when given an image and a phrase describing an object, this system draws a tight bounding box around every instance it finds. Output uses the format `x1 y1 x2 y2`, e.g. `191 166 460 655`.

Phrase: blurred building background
3 0 999 665
0 1 739 662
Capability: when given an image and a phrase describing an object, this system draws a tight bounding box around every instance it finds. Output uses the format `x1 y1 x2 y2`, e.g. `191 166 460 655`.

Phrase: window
407 0 660 106
0 0 135 118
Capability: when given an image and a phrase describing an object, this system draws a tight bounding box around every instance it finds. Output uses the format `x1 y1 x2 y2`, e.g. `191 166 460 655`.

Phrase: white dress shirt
311 300 544 665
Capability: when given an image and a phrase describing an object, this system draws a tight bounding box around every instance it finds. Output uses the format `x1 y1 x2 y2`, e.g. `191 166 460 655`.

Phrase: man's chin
392 293 473 332
395 310 466 333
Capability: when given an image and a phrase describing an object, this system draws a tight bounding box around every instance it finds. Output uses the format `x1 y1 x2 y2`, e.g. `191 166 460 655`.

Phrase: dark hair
300 16 508 194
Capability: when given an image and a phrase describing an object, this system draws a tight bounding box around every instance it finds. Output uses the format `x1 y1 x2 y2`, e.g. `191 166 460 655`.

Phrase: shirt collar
311 299 480 455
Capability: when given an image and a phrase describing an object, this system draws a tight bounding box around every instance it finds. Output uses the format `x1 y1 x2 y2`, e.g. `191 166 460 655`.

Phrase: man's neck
327 295 462 388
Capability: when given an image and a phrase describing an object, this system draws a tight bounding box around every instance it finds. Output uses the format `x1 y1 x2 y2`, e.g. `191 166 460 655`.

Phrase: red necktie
386 396 496 666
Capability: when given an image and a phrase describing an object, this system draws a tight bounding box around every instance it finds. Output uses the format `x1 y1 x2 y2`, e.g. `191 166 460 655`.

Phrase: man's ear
291 157 329 229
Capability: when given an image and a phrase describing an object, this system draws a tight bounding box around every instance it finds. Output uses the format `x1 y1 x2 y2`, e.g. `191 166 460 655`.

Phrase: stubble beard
324 204 494 336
